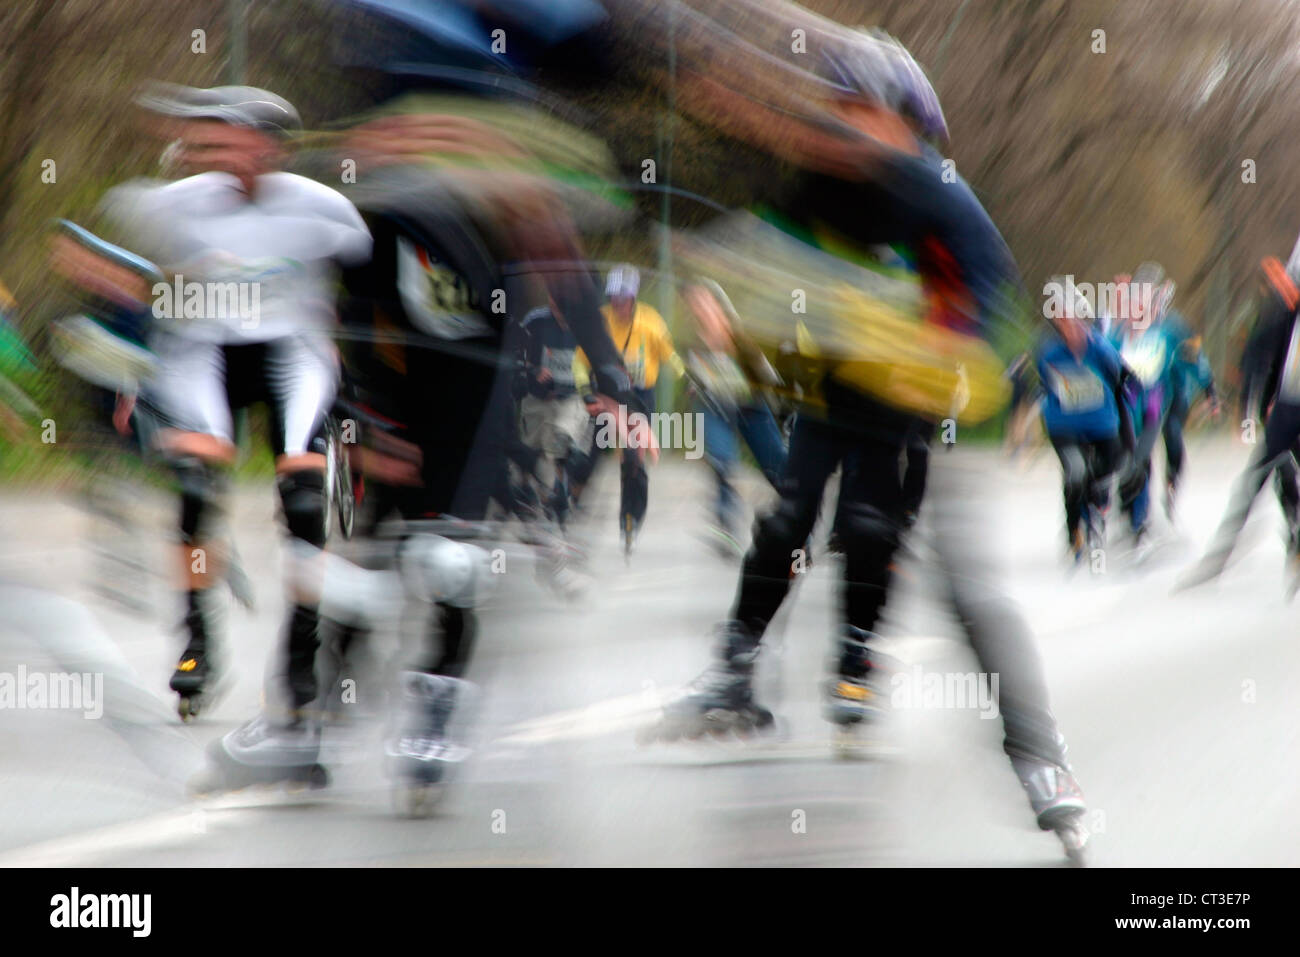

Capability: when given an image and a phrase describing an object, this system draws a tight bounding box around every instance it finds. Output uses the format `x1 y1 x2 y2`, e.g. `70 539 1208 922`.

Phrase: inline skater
503 295 595 595
1037 282 1134 562
198 101 638 802
636 13 1090 861
1161 282 1221 523
680 277 787 555
1106 262 1189 555
572 264 682 556
1178 255 1300 594
98 85 372 730
509 296 590 530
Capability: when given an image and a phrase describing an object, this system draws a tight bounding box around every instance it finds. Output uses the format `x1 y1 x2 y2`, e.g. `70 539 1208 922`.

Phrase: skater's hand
587 394 660 464
113 392 135 436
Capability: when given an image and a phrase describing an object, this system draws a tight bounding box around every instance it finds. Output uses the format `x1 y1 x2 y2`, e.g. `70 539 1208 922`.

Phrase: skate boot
190 711 327 795
1010 752 1089 866
701 522 744 559
384 671 474 817
1130 523 1153 565
535 538 591 601
637 621 774 745
1085 505 1107 554
622 513 639 563
1285 524 1300 603
825 626 893 757
170 591 225 722
1069 526 1086 566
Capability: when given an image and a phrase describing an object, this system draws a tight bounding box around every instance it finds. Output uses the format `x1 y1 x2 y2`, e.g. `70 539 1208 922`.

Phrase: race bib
1047 365 1105 413
1121 337 1168 389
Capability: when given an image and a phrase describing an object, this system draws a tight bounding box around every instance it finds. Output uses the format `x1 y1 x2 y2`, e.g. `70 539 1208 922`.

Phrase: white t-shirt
102 171 371 343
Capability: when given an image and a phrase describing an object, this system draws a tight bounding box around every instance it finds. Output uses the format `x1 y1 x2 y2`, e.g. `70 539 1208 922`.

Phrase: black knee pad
837 501 901 551
752 497 818 554
278 469 327 547
173 456 226 545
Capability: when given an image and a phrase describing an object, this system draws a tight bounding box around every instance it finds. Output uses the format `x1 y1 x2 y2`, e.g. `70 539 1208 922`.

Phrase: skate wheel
707 721 732 741
394 784 443 818
831 727 859 759
177 696 198 723
634 723 661 748
306 764 329 789
1054 819 1089 867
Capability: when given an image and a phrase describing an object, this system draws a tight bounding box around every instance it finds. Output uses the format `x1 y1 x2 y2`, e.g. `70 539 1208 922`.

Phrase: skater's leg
620 450 649 530
731 412 841 639
1164 395 1188 494
386 604 478 799
703 405 740 531
736 402 789 489
1049 436 1088 547
620 387 656 536
900 421 934 523
1185 401 1300 582
1275 451 1299 537
927 453 1072 771
168 454 230 707
419 603 476 678
823 431 910 728
277 467 328 711
838 436 909 635
1131 467 1151 534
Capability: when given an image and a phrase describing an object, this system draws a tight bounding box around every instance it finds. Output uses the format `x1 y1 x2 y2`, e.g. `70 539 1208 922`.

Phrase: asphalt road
1 437 1297 866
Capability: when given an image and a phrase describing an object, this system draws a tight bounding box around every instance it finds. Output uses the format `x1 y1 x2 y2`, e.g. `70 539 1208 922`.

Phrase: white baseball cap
605 264 640 299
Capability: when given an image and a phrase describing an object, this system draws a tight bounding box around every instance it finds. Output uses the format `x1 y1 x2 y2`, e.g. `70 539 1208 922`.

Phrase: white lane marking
493 689 667 745
0 795 259 867
490 637 956 747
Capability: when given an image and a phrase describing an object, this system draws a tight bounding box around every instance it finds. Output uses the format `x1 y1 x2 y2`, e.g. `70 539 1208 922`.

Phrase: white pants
145 331 338 456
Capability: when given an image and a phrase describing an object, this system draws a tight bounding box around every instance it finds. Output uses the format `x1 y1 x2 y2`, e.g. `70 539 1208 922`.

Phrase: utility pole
655 2 676 417
227 0 248 85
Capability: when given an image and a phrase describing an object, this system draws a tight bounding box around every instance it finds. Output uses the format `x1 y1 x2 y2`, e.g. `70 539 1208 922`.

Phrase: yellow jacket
576 301 682 391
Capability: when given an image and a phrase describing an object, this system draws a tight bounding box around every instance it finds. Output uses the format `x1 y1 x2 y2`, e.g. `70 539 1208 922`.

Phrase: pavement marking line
0 797 260 867
490 637 958 747
494 689 668 745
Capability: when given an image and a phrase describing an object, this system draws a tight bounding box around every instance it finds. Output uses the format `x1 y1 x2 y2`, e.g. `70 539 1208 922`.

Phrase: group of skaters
1031 264 1221 567
1029 250 1300 603
39 0 1300 863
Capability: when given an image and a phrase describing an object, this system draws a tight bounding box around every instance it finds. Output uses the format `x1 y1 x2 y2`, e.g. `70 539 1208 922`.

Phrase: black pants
734 380 1069 769
568 386 654 531
1049 433 1122 542
733 386 914 637
330 339 512 685
1163 392 1189 490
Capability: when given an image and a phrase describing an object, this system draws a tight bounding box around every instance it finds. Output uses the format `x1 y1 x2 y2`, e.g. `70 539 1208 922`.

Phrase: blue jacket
1038 330 1125 440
